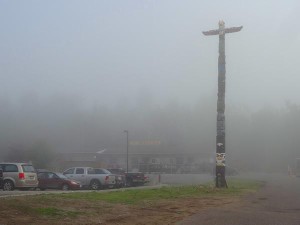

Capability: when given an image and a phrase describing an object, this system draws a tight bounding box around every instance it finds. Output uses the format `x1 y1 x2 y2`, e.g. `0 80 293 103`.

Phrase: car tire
3 180 14 191
90 180 100 190
62 184 69 191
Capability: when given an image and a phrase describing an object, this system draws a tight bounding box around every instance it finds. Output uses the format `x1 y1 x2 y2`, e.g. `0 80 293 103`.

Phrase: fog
0 1 300 172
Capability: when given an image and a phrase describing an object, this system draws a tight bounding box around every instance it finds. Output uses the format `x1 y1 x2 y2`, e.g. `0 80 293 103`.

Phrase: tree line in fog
0 93 299 172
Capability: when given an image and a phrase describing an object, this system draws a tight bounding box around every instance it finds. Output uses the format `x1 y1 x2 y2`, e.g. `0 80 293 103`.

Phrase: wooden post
203 20 242 188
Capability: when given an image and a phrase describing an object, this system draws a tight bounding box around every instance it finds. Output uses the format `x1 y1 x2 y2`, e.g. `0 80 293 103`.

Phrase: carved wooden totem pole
203 21 242 188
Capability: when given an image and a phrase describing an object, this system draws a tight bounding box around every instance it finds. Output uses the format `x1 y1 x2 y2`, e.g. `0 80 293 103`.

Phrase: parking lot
0 173 215 198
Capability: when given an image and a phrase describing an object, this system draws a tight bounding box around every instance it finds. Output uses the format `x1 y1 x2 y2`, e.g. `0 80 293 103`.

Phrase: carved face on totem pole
216 153 226 166
218 20 225 28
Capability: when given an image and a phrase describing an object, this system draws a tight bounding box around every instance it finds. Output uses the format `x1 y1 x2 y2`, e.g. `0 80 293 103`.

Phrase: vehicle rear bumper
16 180 39 188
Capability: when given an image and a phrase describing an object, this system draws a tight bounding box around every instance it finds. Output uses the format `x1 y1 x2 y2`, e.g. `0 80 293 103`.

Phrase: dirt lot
0 195 240 225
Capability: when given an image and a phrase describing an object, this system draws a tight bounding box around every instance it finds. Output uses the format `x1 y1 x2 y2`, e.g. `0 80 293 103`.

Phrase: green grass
1 179 262 222
2 196 82 219
54 178 262 204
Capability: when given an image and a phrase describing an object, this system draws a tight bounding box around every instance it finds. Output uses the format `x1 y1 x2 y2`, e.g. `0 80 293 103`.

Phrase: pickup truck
94 168 125 188
107 168 147 187
63 167 115 190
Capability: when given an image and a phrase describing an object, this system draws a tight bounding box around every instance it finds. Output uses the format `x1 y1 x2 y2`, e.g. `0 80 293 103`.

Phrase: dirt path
2 174 298 225
178 174 300 225
0 193 239 225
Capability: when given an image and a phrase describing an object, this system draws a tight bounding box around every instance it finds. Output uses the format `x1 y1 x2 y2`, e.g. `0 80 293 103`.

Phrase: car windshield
56 173 68 179
22 165 35 173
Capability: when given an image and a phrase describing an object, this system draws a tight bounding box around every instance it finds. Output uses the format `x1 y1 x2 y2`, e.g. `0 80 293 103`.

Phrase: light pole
124 130 129 173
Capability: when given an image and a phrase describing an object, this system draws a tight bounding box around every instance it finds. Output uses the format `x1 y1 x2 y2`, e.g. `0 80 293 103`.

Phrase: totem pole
203 21 242 188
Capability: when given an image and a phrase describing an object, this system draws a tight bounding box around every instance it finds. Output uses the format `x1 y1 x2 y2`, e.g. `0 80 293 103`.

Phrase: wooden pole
203 20 242 188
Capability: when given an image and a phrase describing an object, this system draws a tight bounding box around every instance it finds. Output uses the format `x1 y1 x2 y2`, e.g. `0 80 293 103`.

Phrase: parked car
63 167 115 190
0 168 3 189
0 162 38 191
101 168 125 188
37 171 81 191
106 168 147 187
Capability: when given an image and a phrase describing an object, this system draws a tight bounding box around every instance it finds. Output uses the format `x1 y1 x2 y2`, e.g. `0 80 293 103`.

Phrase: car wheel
3 180 14 191
62 184 69 191
90 180 100 190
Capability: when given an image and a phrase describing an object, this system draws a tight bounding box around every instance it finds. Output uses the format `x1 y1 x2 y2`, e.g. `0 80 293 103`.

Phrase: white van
0 163 38 191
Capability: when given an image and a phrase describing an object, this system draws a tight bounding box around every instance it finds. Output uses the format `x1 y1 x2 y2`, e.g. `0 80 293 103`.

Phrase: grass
55 178 262 204
0 179 262 222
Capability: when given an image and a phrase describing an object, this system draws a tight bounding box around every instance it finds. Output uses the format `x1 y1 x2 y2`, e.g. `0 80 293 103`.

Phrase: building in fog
58 149 213 174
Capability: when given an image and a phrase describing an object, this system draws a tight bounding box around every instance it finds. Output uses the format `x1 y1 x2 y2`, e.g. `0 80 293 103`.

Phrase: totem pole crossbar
203 21 242 188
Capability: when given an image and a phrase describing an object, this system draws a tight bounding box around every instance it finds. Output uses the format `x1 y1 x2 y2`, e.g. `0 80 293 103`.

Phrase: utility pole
203 20 242 188
124 130 129 173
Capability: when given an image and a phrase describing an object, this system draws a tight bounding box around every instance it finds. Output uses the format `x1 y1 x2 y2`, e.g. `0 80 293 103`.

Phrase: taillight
19 172 25 179
105 176 109 181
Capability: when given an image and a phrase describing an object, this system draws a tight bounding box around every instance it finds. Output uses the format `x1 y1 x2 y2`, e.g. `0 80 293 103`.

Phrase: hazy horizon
1 1 300 172
1 0 300 111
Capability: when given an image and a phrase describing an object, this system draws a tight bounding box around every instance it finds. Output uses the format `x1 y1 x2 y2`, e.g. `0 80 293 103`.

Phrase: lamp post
124 130 129 173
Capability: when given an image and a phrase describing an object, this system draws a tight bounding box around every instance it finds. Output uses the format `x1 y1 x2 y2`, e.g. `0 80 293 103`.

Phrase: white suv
0 163 38 191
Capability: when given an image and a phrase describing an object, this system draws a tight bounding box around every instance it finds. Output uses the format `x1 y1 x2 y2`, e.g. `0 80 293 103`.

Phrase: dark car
107 168 146 187
37 171 81 191
94 168 125 188
106 168 126 188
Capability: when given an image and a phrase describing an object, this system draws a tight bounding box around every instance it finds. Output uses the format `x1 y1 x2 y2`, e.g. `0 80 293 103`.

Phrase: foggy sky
1 0 300 110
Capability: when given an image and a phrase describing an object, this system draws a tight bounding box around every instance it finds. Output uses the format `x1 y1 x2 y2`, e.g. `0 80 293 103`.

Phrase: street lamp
124 130 129 173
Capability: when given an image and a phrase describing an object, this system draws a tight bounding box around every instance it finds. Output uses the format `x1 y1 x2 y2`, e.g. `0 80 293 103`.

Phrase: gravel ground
178 174 300 225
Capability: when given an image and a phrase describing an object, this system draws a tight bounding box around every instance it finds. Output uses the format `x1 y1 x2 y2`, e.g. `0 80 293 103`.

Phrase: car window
87 168 95 174
22 165 35 172
48 173 55 178
53 173 59 179
3 164 18 172
64 168 75 175
94 169 105 174
102 169 111 174
76 168 84 174
108 169 124 174
95 169 110 174
57 173 68 179
38 173 47 179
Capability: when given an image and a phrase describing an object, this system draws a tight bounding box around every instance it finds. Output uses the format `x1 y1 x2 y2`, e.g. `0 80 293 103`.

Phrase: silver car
0 163 38 191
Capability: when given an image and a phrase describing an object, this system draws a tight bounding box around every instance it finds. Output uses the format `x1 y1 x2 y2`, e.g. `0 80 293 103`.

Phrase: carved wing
225 26 243 34
202 29 220 36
